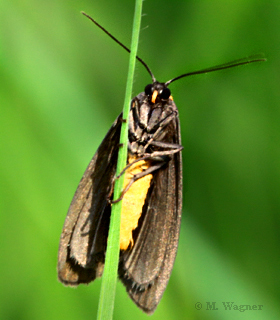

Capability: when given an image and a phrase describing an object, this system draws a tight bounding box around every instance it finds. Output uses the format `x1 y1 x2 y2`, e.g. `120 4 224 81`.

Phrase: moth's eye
145 84 153 95
160 87 171 100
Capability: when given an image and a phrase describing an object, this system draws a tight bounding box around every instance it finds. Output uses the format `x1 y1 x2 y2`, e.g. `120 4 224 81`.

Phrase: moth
58 12 266 314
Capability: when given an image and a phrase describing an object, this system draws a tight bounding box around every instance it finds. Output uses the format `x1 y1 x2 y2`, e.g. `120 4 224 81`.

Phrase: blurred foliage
1 1 279 319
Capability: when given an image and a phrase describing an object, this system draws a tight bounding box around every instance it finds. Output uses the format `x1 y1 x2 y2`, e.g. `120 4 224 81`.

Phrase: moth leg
111 160 166 204
117 142 183 181
149 140 182 149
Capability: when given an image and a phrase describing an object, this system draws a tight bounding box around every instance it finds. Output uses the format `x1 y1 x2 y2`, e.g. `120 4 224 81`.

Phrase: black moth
57 12 266 314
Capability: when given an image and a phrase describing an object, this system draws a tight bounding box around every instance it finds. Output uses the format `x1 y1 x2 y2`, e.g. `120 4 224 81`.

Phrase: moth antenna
165 54 266 86
81 12 156 83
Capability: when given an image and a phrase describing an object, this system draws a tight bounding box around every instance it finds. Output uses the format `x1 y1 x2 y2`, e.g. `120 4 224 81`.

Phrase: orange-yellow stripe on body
120 156 153 250
151 90 173 103
152 90 158 103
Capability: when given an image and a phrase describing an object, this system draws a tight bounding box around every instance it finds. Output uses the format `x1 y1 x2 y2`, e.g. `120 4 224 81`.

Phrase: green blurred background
1 1 279 319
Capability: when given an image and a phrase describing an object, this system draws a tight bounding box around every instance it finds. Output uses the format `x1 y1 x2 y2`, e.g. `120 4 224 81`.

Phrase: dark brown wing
119 109 182 313
57 114 122 285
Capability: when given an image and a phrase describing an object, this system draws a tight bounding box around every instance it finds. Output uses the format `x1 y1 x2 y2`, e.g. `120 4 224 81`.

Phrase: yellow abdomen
120 157 153 250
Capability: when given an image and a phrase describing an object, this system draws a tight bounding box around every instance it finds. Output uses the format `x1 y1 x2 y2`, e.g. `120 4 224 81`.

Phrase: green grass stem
96 1 143 319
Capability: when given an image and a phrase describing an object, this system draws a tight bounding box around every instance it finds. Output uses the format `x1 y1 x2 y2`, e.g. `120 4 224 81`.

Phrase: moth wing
119 114 182 313
58 114 122 285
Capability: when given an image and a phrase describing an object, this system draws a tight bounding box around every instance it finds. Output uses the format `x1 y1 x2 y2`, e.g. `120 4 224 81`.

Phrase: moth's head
144 81 172 104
